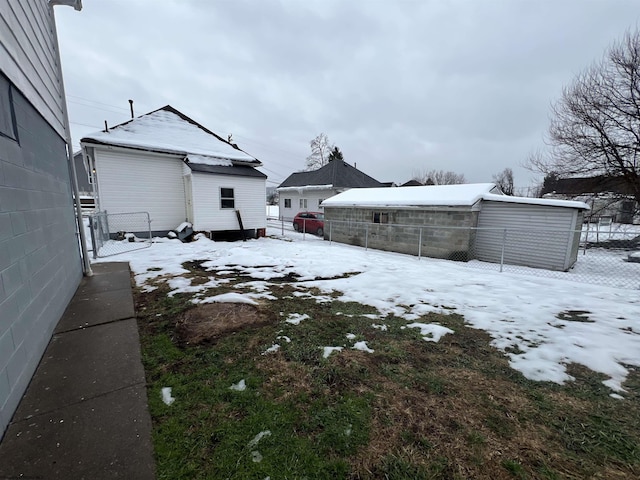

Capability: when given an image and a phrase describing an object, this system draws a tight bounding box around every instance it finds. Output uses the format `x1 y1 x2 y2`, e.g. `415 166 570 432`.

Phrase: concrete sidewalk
0 262 155 479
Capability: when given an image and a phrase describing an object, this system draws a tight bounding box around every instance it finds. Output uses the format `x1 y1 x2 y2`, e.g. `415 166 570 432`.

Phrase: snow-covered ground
96 227 640 397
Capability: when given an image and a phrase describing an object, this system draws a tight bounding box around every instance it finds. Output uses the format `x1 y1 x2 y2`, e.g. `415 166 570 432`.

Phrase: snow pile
229 379 247 391
285 313 310 325
194 292 259 305
322 346 344 358
352 341 374 353
161 387 175 405
403 323 454 342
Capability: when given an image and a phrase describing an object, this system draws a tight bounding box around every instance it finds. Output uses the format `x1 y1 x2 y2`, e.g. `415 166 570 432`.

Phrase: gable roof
543 175 635 196
323 183 589 209
81 105 261 166
277 159 382 189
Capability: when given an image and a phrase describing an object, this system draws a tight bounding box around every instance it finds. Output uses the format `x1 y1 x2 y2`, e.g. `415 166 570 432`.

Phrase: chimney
128 99 134 119
104 120 108 132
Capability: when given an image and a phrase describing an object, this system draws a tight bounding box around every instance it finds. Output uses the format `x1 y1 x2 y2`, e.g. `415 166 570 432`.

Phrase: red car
293 212 325 236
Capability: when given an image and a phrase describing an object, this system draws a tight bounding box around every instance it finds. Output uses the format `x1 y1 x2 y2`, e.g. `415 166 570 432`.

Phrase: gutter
50 2 92 276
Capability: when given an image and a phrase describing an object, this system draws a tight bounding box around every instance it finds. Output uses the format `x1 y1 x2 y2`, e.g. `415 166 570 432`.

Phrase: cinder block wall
0 86 82 437
324 207 479 259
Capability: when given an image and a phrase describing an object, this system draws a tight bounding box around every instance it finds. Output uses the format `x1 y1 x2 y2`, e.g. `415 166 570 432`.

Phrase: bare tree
527 29 640 204
493 168 514 195
305 133 334 171
411 168 466 185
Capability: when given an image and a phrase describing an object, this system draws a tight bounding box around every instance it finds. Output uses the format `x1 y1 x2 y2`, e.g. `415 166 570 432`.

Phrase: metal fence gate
89 211 152 258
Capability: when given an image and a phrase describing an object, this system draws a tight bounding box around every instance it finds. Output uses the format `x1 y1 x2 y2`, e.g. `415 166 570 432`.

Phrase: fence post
89 215 98 259
500 228 506 272
329 221 332 245
147 212 152 244
418 227 422 260
303 218 306 240
583 221 589 255
365 223 368 251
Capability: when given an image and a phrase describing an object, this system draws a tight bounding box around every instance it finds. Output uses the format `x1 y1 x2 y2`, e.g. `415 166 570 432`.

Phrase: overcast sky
55 0 640 191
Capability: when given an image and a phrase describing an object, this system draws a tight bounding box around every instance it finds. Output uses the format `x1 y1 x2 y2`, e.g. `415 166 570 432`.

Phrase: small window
299 198 308 209
284 198 291 208
318 198 324 206
220 188 235 209
372 212 389 224
0 74 17 141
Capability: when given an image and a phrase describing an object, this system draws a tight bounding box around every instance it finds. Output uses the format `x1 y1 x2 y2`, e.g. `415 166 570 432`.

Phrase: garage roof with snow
322 183 589 209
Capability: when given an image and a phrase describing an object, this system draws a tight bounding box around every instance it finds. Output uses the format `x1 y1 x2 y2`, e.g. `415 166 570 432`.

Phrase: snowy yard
105 227 640 394
110 227 640 478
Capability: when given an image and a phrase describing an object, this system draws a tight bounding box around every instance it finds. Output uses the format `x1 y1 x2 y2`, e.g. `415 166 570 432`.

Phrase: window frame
284 198 292 208
220 187 235 209
299 198 308 209
0 73 18 142
372 211 389 224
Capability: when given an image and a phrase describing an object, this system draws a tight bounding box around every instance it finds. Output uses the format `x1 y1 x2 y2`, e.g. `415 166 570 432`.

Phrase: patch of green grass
134 271 640 480
502 459 527 478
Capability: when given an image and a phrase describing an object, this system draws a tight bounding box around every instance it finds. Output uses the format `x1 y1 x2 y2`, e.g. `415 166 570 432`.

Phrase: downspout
50 2 93 276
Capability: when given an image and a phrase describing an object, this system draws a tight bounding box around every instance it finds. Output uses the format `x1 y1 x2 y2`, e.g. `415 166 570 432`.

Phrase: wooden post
235 210 246 241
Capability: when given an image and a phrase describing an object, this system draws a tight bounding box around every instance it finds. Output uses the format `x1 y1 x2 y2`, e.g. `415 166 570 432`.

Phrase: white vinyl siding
0 1 65 136
94 149 186 231
475 201 582 271
278 188 336 219
190 173 266 231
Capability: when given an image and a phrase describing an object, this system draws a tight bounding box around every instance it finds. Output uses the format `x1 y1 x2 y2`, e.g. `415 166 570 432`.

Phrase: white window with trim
284 198 291 208
220 188 235 209
299 198 308 209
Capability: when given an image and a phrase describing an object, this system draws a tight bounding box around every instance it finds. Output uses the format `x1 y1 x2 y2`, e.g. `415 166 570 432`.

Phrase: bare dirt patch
175 303 275 346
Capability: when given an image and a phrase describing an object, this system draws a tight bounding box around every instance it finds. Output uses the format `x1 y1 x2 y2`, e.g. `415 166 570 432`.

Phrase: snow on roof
322 184 591 210
321 183 498 207
482 193 590 210
82 107 258 164
277 184 333 193
186 154 232 167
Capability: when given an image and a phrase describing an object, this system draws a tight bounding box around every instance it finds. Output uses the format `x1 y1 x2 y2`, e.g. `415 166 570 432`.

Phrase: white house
81 106 267 238
277 159 383 220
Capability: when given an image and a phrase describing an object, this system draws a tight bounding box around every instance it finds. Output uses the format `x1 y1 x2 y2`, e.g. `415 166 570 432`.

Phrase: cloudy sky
55 0 640 191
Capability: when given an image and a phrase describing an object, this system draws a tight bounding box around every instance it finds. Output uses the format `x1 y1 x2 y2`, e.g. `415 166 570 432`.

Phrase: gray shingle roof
278 160 382 188
187 163 267 178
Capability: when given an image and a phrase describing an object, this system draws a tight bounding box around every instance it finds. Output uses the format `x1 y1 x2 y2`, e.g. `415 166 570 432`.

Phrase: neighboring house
81 105 267 238
322 183 589 271
400 179 423 187
0 0 85 437
542 175 638 224
277 159 382 220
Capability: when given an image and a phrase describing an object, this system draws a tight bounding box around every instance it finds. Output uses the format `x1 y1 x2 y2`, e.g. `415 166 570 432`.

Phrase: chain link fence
89 211 152 258
269 216 640 289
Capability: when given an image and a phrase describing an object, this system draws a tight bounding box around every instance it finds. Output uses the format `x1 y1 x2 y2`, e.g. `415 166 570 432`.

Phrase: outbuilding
322 184 589 271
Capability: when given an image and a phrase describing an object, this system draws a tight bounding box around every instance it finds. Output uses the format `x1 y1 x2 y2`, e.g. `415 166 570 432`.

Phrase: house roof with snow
322 183 589 209
277 159 383 190
542 175 635 196
81 105 261 167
